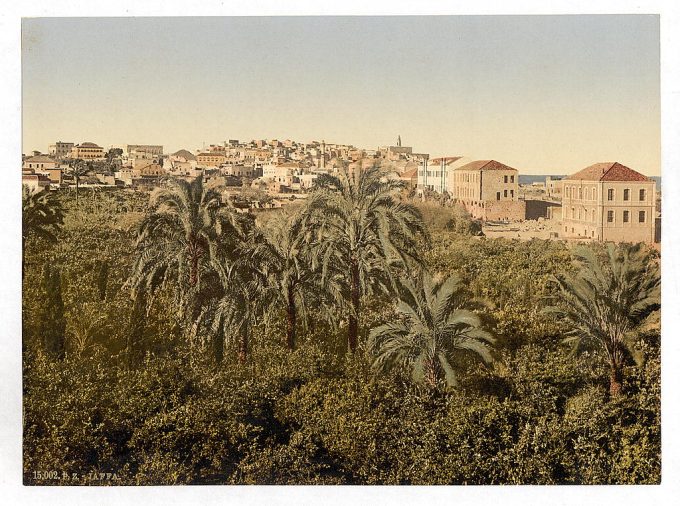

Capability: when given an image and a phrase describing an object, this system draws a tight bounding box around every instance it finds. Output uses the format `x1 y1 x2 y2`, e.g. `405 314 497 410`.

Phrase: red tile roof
454 160 517 172
566 162 650 182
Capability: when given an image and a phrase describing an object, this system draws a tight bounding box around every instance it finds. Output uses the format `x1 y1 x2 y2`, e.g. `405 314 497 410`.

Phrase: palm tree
546 243 660 396
22 186 64 250
248 211 342 351
368 270 495 390
69 159 91 206
305 162 427 353
198 264 257 364
127 176 246 325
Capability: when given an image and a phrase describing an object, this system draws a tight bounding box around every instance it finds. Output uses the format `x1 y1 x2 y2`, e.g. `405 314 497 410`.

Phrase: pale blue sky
22 15 660 174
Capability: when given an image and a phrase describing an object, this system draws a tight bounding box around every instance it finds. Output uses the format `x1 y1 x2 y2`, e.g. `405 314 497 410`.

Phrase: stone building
70 142 105 160
197 152 227 167
126 144 163 156
451 159 525 221
23 154 57 171
560 162 656 243
48 141 74 159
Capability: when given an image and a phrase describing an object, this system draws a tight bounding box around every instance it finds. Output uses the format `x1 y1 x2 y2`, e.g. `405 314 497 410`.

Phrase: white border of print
1 1 679 505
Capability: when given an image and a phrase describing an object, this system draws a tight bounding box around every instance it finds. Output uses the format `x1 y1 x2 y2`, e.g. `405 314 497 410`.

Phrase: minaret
397 135 401 147
321 139 326 169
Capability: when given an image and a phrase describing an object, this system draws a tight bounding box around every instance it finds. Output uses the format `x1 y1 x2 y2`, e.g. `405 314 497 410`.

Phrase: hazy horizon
22 16 660 176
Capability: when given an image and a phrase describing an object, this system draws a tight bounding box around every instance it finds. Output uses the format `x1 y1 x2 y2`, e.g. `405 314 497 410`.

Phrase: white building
416 156 470 194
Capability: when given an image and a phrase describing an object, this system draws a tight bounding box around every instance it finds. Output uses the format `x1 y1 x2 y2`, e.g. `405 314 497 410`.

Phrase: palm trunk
189 252 199 287
286 285 296 351
348 261 360 353
75 177 79 207
238 324 249 364
609 362 624 397
425 356 440 390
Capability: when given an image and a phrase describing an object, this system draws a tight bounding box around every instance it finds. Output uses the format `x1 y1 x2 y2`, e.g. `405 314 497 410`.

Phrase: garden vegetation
22 172 660 485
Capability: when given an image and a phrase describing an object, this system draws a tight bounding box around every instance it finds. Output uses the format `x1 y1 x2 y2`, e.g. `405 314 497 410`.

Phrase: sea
520 175 661 190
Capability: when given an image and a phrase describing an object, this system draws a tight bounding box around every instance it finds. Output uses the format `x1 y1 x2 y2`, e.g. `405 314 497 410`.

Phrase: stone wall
483 200 526 222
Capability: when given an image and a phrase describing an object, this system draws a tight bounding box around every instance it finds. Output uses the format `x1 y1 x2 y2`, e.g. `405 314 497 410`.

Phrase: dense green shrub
22 190 661 485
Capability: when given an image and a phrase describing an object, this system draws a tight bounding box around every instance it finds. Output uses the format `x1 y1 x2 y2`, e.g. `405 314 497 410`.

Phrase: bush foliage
22 189 661 485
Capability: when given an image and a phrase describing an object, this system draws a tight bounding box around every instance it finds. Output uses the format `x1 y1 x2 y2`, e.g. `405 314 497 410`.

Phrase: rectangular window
607 210 614 223
504 175 508 183
623 210 630 223
639 211 646 223
639 189 646 201
504 190 508 197
510 189 514 198
496 192 500 201
608 188 614 201
623 189 630 201
510 175 514 183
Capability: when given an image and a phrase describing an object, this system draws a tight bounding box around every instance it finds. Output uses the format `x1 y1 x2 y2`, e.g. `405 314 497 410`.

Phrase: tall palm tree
22 186 64 251
305 162 427 353
69 159 91 206
195 262 258 364
127 176 246 325
368 270 495 390
546 243 660 396
248 211 343 351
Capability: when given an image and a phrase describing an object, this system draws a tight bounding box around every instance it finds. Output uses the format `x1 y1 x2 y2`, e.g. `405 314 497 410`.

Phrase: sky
21 15 660 175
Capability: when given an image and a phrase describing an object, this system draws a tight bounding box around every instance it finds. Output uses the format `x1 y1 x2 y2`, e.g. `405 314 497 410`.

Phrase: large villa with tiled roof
560 162 656 243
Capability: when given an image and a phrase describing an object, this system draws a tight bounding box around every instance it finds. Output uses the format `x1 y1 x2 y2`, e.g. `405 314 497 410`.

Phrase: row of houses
409 154 657 244
25 136 658 244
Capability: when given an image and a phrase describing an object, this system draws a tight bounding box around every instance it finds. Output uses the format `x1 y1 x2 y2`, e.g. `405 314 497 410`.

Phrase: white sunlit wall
417 158 448 194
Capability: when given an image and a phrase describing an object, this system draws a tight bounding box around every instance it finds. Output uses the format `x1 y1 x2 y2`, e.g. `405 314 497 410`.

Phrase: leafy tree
127 176 246 325
106 148 124 170
38 264 66 360
305 163 427 352
546 243 660 396
22 186 64 251
368 270 494 390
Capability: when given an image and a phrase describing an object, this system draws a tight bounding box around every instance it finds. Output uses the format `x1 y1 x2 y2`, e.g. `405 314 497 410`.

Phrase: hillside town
21 136 661 245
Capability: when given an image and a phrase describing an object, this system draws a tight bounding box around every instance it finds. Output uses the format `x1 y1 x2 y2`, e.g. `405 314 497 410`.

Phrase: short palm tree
369 270 494 390
128 176 246 324
305 162 427 353
546 243 660 396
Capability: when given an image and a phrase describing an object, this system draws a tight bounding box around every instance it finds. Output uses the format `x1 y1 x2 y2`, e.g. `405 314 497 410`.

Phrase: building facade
560 162 656 243
127 145 163 156
48 142 74 159
70 142 105 160
23 155 57 171
197 152 227 167
417 156 461 193
451 159 525 221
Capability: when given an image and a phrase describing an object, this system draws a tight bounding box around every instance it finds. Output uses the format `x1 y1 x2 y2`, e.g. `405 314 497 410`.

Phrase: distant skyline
22 15 660 175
